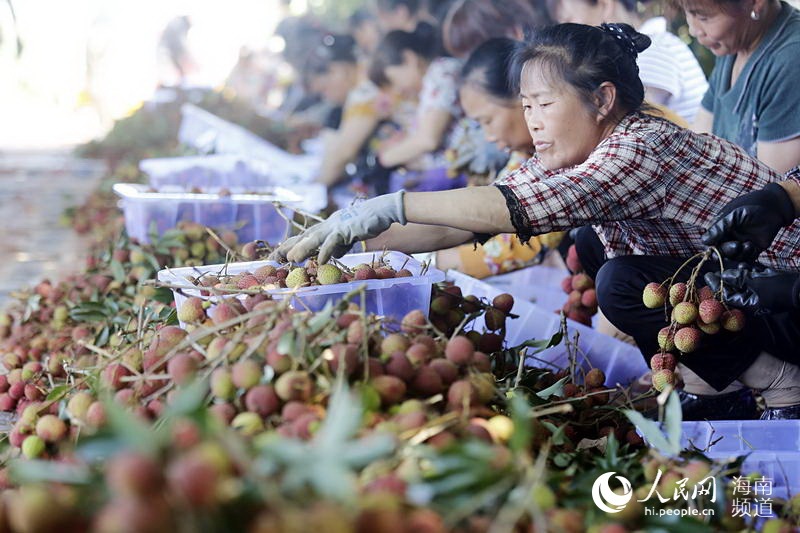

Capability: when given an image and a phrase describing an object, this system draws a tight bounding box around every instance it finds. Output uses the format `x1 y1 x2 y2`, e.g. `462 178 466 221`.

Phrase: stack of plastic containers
447 270 648 387
158 251 445 328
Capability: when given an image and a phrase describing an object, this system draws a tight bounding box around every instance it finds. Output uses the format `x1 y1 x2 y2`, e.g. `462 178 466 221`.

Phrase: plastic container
448 270 648 387
389 167 467 193
113 183 326 244
140 154 273 190
158 251 445 327
484 265 576 315
178 104 320 185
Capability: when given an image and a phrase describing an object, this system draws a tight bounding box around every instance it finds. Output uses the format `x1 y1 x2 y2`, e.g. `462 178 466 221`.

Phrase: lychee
106 452 162 497
698 299 724 324
317 264 343 285
492 294 514 314
371 375 407 406
285 267 309 289
445 336 474 366
447 380 477 409
698 285 715 302
484 308 506 331
721 309 745 332
571 273 593 291
652 369 676 391
673 301 698 325
231 359 262 389
585 368 606 388
697 319 721 335
401 309 427 334
566 244 582 273
354 266 377 280
650 352 677 371
35 414 66 442
429 359 459 385
21 435 45 459
561 276 574 294
237 274 260 290
381 333 410 357
274 371 313 402
210 369 236 400
384 352 415 382
669 282 688 306
244 385 280 417
657 327 676 351
167 353 198 386
674 327 701 353
410 366 444 396
642 283 667 309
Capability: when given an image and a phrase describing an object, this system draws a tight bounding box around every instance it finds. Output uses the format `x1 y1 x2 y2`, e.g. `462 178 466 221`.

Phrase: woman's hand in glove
270 191 406 264
704 264 800 315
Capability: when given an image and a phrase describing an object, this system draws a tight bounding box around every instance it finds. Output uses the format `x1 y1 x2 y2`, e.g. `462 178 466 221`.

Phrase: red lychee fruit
400 309 427 334
650 352 677 371
410 366 444 396
561 276 574 294
484 308 506 331
669 282 688 306
167 454 219 508
385 352 415 382
35 414 66 442
673 301 698 325
167 353 198 386
698 285 715 302
231 359 262 390
244 385 280 417
445 336 474 366
657 327 676 351
371 375 407 406
236 274 260 289
721 309 745 332
492 294 514 314
698 299 724 324
106 452 162 497
585 368 606 388
566 244 582 273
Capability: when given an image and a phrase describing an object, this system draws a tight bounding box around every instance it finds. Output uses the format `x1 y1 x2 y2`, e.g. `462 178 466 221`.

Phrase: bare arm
365 223 475 254
316 114 379 187
757 138 800 175
692 108 713 134
778 179 800 217
403 186 516 234
378 108 452 168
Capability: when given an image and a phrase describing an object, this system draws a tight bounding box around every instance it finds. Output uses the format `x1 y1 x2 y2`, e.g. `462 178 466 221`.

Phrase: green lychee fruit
210 369 236 400
721 309 745 332
381 333 410 357
669 282 688 306
285 267 309 289
697 319 721 335
674 327 701 353
673 301 698 325
371 375 407 406
317 264 343 285
651 369 676 391
642 283 667 308
231 359 262 389
571 273 593 291
21 435 46 459
657 327 676 351
274 371 313 402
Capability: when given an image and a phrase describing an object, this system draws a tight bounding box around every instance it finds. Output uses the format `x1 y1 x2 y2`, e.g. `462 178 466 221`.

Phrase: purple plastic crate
140 154 271 190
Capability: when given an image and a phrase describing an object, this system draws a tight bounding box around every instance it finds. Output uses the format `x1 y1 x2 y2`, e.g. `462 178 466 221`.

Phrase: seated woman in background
435 38 564 278
367 23 464 190
306 35 361 131
554 0 708 124
683 0 800 173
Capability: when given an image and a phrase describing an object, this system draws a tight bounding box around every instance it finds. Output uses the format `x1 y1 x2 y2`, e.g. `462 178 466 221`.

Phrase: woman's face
555 0 605 25
460 84 532 152
384 51 424 97
353 21 382 54
318 62 357 105
519 64 609 169
683 1 752 56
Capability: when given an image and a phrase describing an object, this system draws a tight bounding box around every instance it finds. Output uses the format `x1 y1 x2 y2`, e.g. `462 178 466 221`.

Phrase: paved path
0 150 105 308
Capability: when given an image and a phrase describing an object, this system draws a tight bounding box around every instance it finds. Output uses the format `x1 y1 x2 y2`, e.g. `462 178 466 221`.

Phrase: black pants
574 226 800 391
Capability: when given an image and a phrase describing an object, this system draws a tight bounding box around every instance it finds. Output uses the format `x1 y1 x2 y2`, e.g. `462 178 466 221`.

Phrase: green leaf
277 330 295 356
536 376 568 400
623 409 679 456
161 380 209 419
508 393 532 453
46 384 70 402
95 325 110 348
315 386 362 451
103 397 159 455
664 390 683 451
10 460 91 485
150 287 177 305
110 259 127 283
516 330 563 353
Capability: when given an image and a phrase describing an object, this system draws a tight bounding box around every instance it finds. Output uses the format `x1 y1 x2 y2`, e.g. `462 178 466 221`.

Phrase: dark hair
368 22 440 86
443 0 551 57
461 38 519 101
348 8 376 30
512 23 651 116
570 0 645 11
306 34 358 74
375 0 421 14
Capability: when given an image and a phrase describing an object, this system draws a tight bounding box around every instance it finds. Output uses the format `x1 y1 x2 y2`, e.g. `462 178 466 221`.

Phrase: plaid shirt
494 112 800 271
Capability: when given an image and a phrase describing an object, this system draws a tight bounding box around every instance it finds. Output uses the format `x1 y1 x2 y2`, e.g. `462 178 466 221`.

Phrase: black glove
702 183 796 262
704 265 800 315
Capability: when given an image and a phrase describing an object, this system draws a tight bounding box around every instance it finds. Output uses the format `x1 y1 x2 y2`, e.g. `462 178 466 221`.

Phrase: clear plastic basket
113 183 326 244
448 270 648 387
157 251 445 327
140 154 273 190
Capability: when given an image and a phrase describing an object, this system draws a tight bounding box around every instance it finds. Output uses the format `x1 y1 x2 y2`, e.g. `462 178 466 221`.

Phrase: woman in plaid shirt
274 23 800 419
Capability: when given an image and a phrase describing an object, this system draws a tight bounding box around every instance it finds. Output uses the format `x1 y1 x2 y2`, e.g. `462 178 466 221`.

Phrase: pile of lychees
184 258 414 294
642 278 745 392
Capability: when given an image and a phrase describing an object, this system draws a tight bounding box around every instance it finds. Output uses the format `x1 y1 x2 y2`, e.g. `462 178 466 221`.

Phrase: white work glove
271 191 407 264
